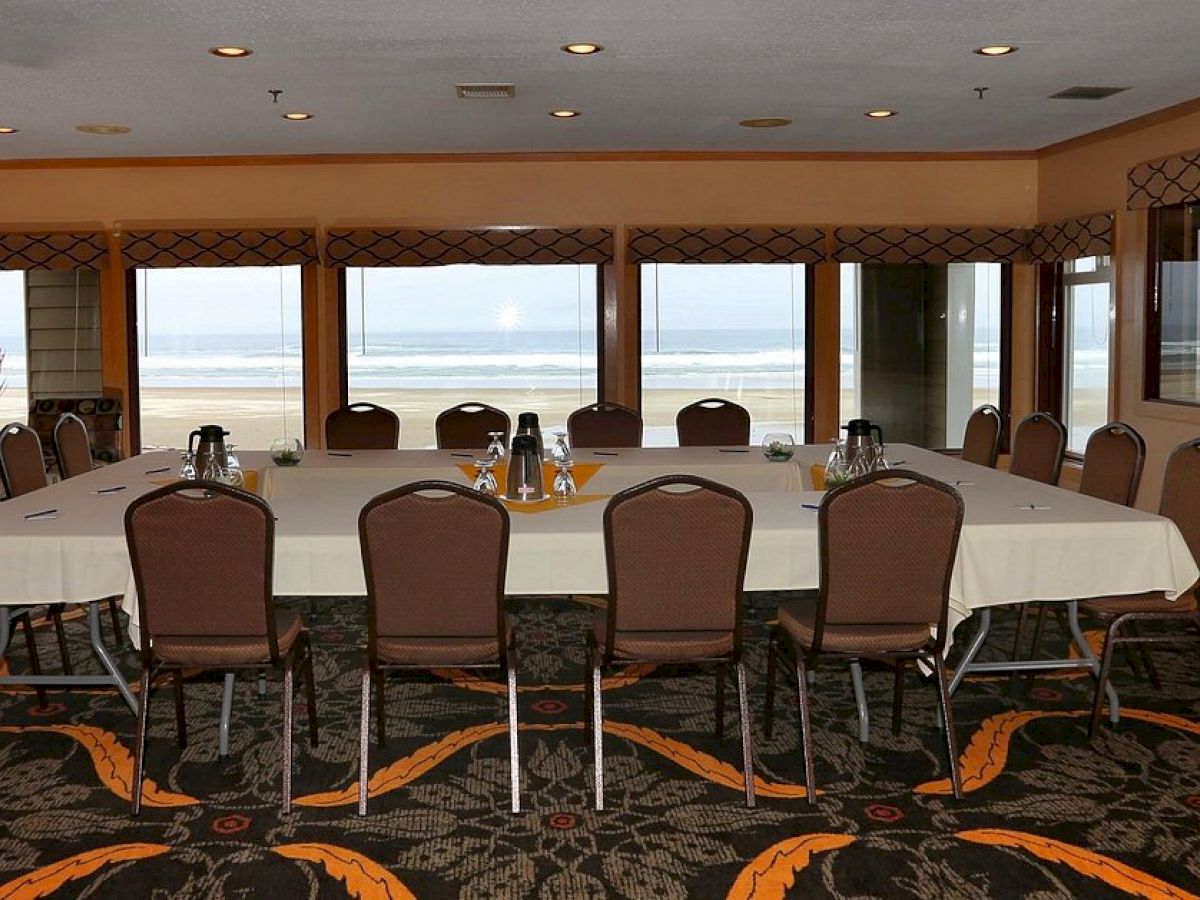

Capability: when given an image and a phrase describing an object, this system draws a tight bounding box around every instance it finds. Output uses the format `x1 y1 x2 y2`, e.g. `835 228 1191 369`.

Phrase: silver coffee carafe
506 435 545 501
843 418 884 473
188 424 230 478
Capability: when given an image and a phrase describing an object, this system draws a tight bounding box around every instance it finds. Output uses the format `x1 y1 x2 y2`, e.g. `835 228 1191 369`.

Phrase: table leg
949 608 992 694
1066 600 1120 725
219 673 235 757
88 603 136 713
0 609 10 657
849 659 869 743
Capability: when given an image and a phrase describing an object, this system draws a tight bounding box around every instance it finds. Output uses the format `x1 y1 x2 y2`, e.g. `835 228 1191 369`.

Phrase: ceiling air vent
1048 86 1129 100
455 83 516 100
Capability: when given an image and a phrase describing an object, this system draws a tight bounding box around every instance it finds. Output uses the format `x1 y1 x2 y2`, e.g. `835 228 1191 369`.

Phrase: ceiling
1 0 1199 160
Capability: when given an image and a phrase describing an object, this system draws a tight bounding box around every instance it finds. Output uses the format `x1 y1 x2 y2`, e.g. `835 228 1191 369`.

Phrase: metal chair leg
1125 622 1162 690
50 607 73 676
933 654 962 799
891 660 905 735
357 663 371 816
714 663 726 738
507 660 521 814
107 598 124 648
850 659 869 743
375 670 387 748
795 656 816 806
301 636 319 747
1089 620 1121 740
1010 604 1031 660
172 671 187 749
591 650 605 812
734 661 755 809
763 633 778 741
15 612 47 707
282 656 295 815
131 665 152 817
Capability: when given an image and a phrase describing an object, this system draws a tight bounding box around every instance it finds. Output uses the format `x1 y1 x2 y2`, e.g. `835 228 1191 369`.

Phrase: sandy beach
132 386 1108 453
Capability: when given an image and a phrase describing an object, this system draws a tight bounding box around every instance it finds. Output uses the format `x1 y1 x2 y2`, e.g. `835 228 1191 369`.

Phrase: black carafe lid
198 424 229 441
517 412 540 430
844 418 873 436
511 434 538 454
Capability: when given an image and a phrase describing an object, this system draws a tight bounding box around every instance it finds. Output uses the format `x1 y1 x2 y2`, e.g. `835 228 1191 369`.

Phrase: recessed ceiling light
75 123 131 135
739 117 791 128
864 109 896 118
975 45 1018 56
209 46 253 58
549 109 580 118
281 112 313 121
562 42 603 55
0 127 18 134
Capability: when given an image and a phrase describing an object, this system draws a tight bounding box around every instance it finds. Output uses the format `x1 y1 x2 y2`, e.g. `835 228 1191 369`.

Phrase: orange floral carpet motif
0 594 1197 897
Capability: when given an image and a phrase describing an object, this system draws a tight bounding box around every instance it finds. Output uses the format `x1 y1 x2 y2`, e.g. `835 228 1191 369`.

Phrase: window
0 271 26 423
1148 202 1200 404
640 263 808 445
344 265 598 448
134 267 303 450
839 262 1006 448
1062 256 1112 451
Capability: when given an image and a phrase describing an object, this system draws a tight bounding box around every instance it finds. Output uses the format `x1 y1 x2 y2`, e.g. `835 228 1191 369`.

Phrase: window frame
634 262 816 443
335 262 607 419
124 266 311 454
1145 202 1200 407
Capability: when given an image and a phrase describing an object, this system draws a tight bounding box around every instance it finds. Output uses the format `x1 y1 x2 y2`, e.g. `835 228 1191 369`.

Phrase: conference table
0 444 1195 741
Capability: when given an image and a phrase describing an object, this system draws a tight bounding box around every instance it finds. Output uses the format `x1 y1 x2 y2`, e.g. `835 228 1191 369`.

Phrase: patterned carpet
0 595 1198 899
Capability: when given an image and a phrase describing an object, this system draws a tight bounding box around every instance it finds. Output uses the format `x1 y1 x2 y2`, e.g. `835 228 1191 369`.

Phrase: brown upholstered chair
53 413 96 480
325 403 400 450
1012 422 1148 663
1008 412 1066 484
960 404 1003 468
588 475 755 810
357 481 518 815
675 398 752 447
567 403 643 449
1083 438 1200 738
125 482 318 816
0 421 78 673
435 402 510 450
764 470 965 802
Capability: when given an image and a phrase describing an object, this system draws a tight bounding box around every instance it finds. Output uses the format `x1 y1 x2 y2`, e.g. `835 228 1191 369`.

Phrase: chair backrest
816 470 963 653
960 404 1003 468
602 475 752 652
359 481 510 660
1008 412 1066 485
325 403 400 450
53 413 94 480
0 422 49 498
435 402 511 450
124 482 277 661
567 403 643 449
675 398 751 447
1078 422 1146 507
1159 439 1200 577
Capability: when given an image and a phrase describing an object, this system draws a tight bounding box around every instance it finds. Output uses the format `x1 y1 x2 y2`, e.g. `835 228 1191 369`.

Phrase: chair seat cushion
154 609 303 666
591 611 733 660
376 635 499 666
1080 589 1197 617
778 597 932 654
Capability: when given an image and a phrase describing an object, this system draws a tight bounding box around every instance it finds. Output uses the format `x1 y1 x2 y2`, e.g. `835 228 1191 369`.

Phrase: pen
593 451 619 457
94 485 127 494
449 453 474 458
801 503 820 510
327 451 353 457
718 448 750 453
24 508 57 519
144 466 171 475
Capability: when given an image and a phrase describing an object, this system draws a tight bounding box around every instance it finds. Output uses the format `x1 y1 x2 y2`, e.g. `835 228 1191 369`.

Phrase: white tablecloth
0 446 1193 646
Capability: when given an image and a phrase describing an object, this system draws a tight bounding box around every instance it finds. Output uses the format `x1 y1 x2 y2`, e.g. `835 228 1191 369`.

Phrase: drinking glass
179 451 198 480
271 437 304 466
225 443 241 470
552 460 578 502
472 458 498 496
762 432 795 461
486 432 506 460
551 431 572 464
823 440 848 488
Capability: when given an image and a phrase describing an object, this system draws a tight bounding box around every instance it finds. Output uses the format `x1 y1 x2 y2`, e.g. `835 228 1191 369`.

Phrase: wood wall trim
0 149 1040 170
1037 94 1200 158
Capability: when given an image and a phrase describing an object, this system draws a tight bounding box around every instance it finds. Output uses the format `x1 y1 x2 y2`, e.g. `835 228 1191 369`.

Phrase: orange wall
1040 109 1200 508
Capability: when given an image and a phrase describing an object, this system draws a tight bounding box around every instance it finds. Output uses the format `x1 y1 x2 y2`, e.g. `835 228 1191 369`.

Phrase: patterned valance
1127 149 1200 210
1027 213 1113 264
120 229 318 267
831 227 1028 264
325 228 613 267
0 232 108 270
628 227 827 264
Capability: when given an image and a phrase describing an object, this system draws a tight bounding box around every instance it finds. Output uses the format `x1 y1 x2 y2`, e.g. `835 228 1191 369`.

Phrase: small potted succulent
270 437 304 466
761 432 795 462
